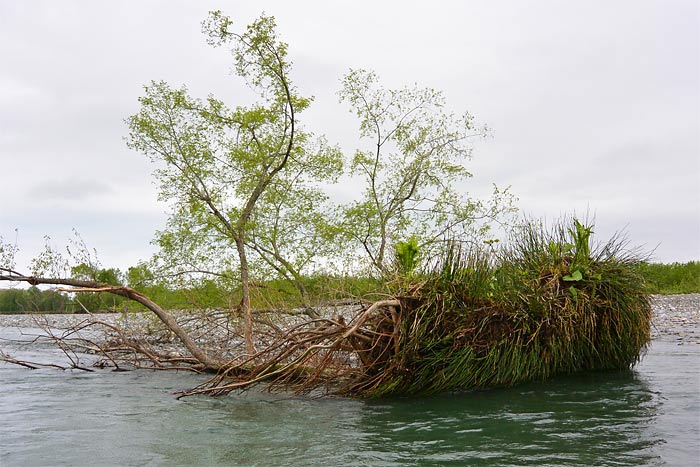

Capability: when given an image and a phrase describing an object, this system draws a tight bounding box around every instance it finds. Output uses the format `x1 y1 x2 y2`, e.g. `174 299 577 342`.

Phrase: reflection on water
1 328 698 466
358 372 662 466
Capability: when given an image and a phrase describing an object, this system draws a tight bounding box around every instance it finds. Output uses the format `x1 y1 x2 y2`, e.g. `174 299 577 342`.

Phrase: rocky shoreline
649 293 700 344
1 294 699 345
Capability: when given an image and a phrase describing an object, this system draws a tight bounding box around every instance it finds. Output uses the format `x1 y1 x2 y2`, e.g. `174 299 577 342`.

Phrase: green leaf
563 270 583 281
569 286 578 301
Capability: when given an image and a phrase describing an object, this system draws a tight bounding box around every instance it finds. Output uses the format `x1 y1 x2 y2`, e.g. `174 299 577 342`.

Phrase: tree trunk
235 238 255 354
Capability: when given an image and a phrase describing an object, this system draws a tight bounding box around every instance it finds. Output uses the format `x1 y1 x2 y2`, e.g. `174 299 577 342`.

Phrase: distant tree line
0 261 382 314
636 261 700 294
0 287 72 314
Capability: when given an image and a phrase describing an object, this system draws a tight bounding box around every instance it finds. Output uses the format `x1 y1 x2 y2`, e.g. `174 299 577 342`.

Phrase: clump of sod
355 218 652 397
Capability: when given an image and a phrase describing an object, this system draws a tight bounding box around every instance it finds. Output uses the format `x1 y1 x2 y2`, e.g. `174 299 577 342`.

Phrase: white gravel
650 294 700 344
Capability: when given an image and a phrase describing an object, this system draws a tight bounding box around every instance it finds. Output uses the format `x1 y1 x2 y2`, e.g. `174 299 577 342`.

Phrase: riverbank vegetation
636 261 700 295
0 11 658 397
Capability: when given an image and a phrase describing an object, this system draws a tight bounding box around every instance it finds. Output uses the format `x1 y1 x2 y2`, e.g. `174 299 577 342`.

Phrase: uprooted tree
0 12 652 398
0 218 652 397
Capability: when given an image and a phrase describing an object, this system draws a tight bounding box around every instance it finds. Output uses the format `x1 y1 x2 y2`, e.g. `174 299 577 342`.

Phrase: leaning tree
126 12 341 353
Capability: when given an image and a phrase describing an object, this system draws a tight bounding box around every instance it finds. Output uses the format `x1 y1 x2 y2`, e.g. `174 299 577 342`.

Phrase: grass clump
361 219 652 397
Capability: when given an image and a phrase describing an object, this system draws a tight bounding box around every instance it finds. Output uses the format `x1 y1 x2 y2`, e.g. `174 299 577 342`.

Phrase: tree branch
0 272 224 371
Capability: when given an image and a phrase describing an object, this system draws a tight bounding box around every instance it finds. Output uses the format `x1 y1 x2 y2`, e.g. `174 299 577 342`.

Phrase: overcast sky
1 0 698 273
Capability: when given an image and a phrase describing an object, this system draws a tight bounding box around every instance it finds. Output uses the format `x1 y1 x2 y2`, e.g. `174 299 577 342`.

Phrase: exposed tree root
178 299 400 398
1 269 405 397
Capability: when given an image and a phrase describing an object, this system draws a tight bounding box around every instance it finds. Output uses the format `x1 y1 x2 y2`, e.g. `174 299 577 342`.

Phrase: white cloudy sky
1 0 698 273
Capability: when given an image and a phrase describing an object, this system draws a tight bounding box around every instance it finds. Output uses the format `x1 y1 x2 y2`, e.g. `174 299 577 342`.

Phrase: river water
1 328 698 467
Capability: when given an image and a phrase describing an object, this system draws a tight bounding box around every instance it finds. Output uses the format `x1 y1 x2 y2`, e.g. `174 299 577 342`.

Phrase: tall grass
362 219 652 397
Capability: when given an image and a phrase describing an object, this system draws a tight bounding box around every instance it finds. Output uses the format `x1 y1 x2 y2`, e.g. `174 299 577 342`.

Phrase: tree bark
235 238 255 354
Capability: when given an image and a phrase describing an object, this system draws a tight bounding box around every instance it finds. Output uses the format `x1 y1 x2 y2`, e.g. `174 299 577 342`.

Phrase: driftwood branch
0 270 223 370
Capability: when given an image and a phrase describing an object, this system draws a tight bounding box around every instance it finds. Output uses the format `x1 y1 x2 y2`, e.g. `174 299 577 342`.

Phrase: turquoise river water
1 327 698 466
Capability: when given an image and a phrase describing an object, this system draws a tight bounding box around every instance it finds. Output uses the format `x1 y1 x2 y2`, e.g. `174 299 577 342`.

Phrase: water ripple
0 338 697 466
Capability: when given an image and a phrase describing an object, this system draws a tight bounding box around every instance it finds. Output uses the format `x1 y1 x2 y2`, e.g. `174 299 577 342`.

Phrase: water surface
1 328 698 466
